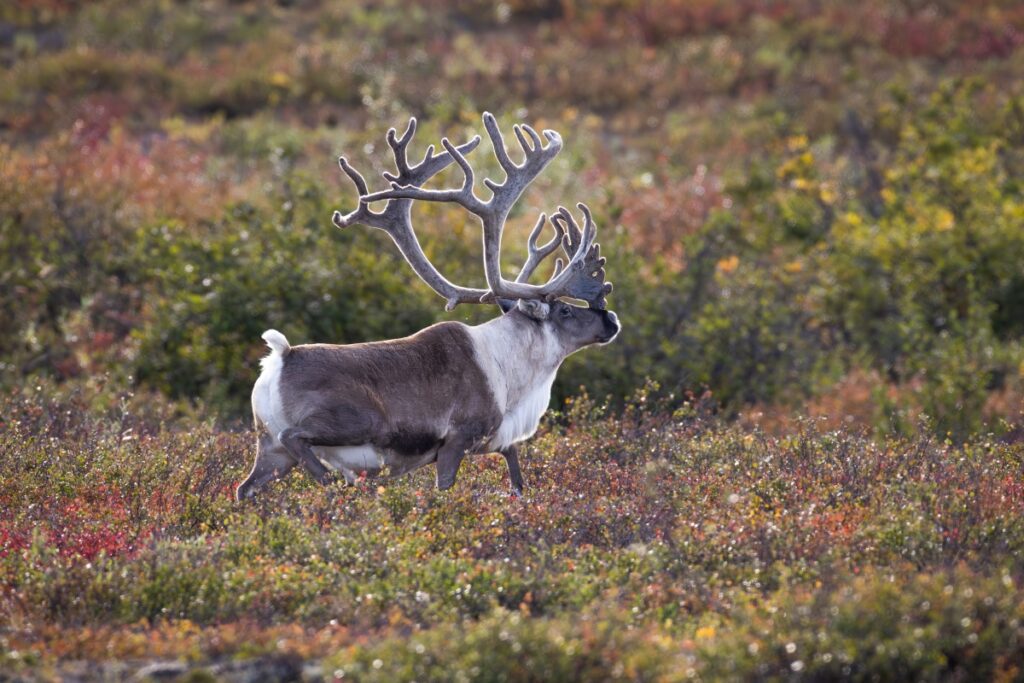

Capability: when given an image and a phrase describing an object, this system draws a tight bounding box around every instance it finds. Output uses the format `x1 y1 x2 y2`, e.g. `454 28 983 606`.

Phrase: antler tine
382 119 414 181
533 203 612 307
559 204 603 263
515 213 564 284
381 117 482 188
552 257 565 278
520 124 544 153
332 156 390 230
333 122 490 311
421 144 436 165
512 125 531 156
479 113 562 215
550 206 583 259
412 136 481 185
338 156 369 196
442 137 480 203
362 135 488 216
483 112 516 174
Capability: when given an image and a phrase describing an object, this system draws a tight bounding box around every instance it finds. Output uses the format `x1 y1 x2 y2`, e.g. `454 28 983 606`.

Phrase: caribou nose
601 310 621 342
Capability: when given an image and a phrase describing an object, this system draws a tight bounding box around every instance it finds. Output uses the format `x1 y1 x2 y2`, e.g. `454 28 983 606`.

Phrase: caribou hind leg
279 427 338 484
277 403 381 486
236 431 297 500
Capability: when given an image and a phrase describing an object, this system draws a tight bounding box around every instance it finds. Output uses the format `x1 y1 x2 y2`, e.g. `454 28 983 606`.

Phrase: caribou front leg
434 433 485 491
500 444 525 496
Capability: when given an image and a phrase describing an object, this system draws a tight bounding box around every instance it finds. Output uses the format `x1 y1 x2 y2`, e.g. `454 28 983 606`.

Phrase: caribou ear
497 298 516 313
516 299 550 320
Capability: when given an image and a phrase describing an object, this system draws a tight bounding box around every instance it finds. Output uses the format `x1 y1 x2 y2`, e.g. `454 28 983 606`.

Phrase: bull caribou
237 113 619 500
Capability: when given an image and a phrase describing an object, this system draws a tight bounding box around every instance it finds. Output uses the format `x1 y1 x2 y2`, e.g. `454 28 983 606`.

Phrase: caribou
236 113 619 500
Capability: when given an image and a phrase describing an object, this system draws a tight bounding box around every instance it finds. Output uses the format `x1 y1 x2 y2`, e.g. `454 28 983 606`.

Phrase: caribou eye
559 306 572 319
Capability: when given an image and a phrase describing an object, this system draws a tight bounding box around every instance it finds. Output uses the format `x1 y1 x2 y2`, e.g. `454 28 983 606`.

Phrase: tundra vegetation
1 0 1024 680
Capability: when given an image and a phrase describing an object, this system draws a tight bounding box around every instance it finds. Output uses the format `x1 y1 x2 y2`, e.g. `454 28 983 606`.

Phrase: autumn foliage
2 0 1024 679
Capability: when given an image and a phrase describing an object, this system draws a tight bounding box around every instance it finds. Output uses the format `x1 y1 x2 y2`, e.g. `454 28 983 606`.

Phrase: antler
345 113 613 309
548 205 611 306
332 118 489 311
515 212 564 284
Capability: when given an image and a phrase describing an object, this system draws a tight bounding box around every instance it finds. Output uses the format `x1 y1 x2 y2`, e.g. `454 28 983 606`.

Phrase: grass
2 389 1023 679
3 1 1024 679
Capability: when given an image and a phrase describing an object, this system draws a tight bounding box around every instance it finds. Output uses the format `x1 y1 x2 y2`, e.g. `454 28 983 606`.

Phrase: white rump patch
252 335 289 441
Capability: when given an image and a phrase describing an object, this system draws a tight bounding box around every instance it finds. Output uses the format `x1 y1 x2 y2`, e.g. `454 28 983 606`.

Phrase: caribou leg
500 444 525 496
277 403 381 485
236 431 297 500
278 427 335 484
435 433 488 491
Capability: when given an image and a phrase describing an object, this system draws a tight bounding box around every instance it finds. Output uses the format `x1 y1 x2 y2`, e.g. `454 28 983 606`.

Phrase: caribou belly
312 444 439 483
313 444 383 480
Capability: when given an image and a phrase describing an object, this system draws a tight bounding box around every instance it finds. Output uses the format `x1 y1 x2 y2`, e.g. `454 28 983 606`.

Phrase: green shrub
131 198 440 413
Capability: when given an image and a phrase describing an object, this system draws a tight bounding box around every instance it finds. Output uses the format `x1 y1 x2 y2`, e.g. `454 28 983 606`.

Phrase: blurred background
2 0 1023 439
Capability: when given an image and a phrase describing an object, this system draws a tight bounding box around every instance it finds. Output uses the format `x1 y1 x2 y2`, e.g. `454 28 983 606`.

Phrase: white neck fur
466 314 566 449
